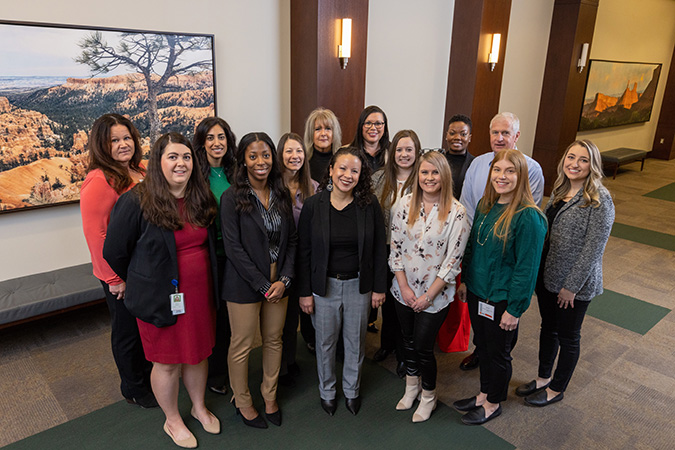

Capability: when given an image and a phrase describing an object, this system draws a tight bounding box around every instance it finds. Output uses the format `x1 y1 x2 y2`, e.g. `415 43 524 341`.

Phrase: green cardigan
463 201 547 318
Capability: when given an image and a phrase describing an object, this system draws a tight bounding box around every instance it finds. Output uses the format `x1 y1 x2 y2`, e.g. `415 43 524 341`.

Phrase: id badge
170 293 185 315
478 301 495 320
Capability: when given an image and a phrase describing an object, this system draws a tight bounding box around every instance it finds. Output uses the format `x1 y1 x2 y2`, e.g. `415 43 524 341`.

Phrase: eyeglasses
420 148 446 155
363 121 385 129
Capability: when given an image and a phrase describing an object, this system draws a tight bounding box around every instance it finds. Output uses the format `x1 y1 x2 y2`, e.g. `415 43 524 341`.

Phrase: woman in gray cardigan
516 140 614 407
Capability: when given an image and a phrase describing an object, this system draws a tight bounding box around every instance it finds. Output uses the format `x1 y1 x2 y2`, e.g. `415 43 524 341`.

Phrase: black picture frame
0 19 217 213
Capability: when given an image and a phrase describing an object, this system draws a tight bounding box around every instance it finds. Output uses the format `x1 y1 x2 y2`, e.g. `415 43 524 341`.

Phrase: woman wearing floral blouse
389 150 470 423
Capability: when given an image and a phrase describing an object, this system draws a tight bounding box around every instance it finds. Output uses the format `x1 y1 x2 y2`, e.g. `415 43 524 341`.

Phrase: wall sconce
577 43 590 73
338 18 352 69
488 33 501 71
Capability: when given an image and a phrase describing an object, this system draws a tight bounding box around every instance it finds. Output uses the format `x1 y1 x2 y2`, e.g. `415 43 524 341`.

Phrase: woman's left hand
265 281 286 303
499 311 519 331
371 292 385 309
410 295 432 313
557 288 575 309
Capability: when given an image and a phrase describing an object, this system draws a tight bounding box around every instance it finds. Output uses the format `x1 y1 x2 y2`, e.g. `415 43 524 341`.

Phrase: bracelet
425 294 433 305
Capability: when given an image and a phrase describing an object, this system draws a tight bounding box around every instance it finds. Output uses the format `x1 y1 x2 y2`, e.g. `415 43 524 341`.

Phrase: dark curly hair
192 116 237 182
136 132 216 230
87 113 145 194
232 132 292 217
319 146 373 209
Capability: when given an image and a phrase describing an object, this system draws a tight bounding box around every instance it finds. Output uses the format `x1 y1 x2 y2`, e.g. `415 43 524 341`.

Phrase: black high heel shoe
235 407 268 429
265 408 282 426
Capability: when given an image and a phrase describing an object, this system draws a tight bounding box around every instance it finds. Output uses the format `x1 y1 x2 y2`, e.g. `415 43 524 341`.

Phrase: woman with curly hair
298 147 387 416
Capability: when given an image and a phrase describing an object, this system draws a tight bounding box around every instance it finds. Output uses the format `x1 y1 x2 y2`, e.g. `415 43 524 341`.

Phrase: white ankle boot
412 389 437 422
396 376 421 410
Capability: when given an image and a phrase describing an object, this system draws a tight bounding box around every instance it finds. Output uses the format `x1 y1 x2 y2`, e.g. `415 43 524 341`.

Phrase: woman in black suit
220 132 296 429
104 132 220 448
298 146 387 416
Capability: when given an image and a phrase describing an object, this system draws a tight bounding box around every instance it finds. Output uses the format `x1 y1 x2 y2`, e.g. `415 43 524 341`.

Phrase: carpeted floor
1 157 674 449
4 342 512 450
644 181 675 202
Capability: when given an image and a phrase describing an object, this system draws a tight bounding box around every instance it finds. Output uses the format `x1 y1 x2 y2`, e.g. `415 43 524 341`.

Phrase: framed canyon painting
579 59 661 132
0 20 216 213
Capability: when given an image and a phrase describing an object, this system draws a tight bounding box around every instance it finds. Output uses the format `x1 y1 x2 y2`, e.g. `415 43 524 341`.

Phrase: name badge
170 293 185 315
478 301 495 320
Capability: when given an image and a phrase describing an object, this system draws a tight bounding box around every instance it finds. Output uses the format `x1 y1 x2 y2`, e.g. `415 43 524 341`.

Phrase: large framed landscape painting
0 20 216 213
579 59 661 132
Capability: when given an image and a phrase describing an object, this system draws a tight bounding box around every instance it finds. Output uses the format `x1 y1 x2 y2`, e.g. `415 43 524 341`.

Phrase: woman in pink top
80 114 156 408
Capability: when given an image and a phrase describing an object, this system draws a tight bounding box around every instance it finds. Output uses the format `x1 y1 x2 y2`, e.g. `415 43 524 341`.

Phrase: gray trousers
312 276 370 400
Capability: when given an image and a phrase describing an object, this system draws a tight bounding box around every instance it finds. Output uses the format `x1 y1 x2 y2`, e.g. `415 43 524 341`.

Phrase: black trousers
380 252 403 361
467 290 517 404
101 281 152 399
395 301 450 391
280 287 300 375
208 256 231 386
536 285 590 393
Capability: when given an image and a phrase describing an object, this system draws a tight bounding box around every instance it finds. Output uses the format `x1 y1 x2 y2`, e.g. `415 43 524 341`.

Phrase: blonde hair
478 149 541 246
303 108 342 159
407 151 454 229
550 139 605 208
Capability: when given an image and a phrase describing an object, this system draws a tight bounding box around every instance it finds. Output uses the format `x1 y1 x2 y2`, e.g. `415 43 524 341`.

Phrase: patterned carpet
0 158 673 449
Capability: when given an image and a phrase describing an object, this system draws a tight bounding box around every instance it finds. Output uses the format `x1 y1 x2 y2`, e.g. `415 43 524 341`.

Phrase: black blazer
220 188 297 303
297 189 387 298
103 188 219 327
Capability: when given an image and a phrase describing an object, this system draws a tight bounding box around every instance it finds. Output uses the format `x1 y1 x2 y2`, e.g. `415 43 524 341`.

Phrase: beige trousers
227 263 288 408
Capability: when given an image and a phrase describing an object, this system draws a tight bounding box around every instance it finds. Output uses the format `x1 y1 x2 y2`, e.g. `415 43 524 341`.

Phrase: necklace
212 167 224 178
476 210 495 246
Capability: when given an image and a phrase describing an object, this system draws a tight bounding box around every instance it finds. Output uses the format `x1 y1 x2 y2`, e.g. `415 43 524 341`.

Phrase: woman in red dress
104 132 219 448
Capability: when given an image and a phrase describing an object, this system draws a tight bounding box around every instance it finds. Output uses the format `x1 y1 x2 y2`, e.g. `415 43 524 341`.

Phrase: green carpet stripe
587 289 671 335
610 222 675 251
644 182 675 202
6 343 514 450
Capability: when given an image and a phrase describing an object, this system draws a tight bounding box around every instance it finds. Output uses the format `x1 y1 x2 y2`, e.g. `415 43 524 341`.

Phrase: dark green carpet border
6 344 513 450
611 222 675 252
644 182 675 202
587 289 671 335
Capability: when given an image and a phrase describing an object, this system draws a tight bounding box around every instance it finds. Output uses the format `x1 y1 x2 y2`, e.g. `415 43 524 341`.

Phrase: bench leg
640 157 646 171
613 163 618 180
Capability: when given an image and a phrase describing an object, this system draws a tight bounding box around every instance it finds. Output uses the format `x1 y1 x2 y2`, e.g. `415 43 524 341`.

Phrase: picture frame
579 59 661 132
0 20 216 213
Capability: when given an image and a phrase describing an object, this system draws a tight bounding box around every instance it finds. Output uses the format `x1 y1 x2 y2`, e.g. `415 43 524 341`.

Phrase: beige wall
365 0 454 148
499 0 555 156
0 0 289 281
577 0 675 151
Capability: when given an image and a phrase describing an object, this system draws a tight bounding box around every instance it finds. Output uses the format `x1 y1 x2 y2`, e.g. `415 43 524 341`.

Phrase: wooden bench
601 148 648 179
0 263 105 328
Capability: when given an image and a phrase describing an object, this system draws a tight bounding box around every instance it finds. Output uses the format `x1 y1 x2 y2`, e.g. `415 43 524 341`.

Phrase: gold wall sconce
488 33 501 71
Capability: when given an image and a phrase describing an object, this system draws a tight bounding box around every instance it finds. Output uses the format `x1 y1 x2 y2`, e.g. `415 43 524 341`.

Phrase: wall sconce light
577 43 590 73
339 18 352 69
488 33 501 71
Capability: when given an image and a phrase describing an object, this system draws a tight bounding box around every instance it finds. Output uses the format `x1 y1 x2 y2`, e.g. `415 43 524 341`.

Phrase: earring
327 178 334 192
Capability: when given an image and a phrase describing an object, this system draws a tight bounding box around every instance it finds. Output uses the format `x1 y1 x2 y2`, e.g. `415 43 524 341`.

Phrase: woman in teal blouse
193 116 237 396
455 149 547 426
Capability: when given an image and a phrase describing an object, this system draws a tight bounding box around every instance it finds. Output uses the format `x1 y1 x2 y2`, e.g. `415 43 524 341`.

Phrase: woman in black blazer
220 132 296 429
104 132 220 448
298 146 387 416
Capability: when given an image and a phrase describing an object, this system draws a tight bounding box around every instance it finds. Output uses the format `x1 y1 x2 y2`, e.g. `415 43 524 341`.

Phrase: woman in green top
193 116 237 396
455 149 546 426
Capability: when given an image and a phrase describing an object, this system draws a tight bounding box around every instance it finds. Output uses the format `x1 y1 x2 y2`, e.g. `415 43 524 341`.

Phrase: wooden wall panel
290 0 368 145
651 44 675 160
443 0 511 156
532 0 599 193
